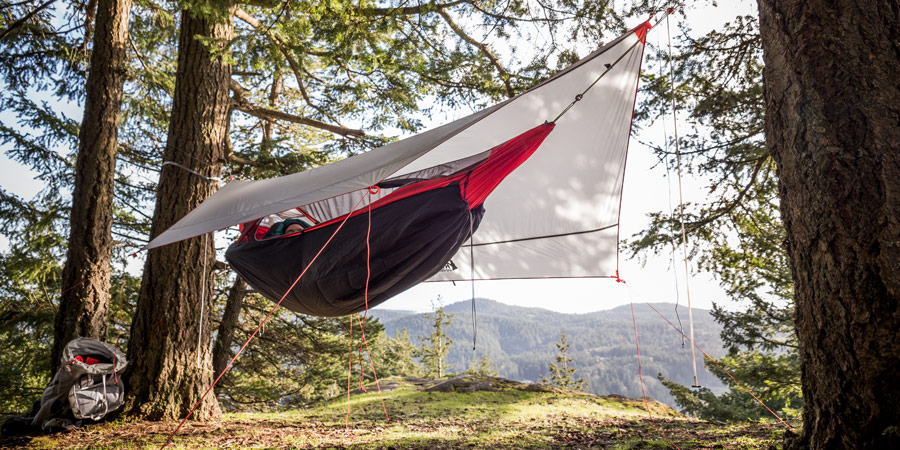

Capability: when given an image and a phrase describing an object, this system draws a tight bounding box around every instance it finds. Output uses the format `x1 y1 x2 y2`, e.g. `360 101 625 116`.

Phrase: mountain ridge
370 298 725 408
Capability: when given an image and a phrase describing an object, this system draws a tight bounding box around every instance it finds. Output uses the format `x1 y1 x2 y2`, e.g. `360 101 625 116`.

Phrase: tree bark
52 0 131 373
125 3 233 421
262 73 281 144
757 1 900 448
212 277 246 375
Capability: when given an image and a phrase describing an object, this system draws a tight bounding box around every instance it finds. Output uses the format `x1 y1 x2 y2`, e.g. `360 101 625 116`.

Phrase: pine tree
124 0 234 420
631 6 800 421
416 305 453 379
466 352 499 377
211 277 246 376
0 0 137 411
372 328 422 378
52 0 132 373
541 331 585 391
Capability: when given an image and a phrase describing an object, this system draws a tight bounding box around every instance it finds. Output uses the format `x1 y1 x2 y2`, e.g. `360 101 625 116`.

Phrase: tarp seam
462 223 618 247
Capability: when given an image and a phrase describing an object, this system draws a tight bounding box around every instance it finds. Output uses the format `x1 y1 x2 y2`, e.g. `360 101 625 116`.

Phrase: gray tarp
145 25 648 281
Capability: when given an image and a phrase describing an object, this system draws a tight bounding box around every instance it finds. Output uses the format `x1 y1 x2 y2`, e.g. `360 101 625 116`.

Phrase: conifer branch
436 9 515 98
0 0 56 41
361 0 469 16
234 7 349 130
229 79 364 137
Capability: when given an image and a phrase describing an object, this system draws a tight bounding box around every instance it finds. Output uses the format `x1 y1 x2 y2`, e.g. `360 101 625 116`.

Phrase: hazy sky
0 2 758 316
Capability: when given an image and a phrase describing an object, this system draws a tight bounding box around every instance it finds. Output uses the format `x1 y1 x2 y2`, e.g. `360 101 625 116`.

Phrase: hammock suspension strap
655 14 687 347
468 209 477 351
197 232 208 369
665 10 700 388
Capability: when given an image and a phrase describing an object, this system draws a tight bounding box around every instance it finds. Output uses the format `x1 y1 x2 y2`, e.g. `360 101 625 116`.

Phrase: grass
1 376 791 449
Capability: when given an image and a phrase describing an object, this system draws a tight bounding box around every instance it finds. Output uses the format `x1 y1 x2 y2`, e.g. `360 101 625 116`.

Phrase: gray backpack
32 338 128 430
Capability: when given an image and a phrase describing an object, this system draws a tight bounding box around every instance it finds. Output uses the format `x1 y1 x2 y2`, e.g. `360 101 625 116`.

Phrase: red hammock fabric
349 122 556 215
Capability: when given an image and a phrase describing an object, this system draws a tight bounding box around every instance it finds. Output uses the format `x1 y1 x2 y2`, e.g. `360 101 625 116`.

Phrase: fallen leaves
1 377 789 449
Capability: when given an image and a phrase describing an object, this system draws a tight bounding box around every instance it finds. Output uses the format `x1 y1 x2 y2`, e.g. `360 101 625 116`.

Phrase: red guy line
632 303 682 450
161 190 371 449
643 302 795 432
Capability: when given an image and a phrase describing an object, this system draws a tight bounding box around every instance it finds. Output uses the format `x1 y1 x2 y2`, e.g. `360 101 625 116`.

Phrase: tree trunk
125 4 233 421
757 1 900 448
262 73 282 143
212 277 246 375
52 0 132 373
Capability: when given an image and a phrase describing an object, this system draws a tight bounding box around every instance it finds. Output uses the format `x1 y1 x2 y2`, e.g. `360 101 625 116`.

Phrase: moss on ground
2 376 792 449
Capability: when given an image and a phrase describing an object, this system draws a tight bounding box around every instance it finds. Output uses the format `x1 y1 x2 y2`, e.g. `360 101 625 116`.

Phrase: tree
659 350 800 421
416 306 453 378
631 8 800 420
372 328 422 378
52 0 132 373
0 0 144 410
466 352 498 377
541 331 585 391
757 1 900 448
211 277 246 376
124 1 234 420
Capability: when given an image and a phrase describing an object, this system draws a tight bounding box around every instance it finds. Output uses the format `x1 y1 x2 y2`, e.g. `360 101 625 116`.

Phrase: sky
0 1 759 316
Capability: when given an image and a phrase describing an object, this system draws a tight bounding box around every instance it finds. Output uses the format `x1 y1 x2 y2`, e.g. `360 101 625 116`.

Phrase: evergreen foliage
0 0 159 409
0 188 93 411
374 300 727 407
212 293 360 409
540 331 585 391
629 5 800 421
466 352 499 377
415 305 453 379
0 252 57 413
0 0 89 409
659 351 800 421
370 327 422 378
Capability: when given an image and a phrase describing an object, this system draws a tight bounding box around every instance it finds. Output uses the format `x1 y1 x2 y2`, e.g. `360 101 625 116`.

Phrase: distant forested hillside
370 299 725 407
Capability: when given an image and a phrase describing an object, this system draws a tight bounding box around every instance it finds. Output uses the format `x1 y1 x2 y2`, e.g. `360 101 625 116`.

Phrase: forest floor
1 376 792 449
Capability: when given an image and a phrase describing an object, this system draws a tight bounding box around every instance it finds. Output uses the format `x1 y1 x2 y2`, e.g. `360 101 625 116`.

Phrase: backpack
32 338 127 431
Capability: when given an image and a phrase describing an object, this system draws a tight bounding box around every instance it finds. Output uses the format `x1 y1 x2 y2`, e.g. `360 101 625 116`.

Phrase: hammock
146 21 651 317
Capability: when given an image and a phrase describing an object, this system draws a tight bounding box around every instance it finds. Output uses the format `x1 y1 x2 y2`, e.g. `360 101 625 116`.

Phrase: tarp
147 22 649 281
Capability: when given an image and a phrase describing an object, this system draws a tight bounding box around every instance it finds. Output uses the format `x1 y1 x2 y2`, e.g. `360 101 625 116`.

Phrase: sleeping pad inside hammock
225 123 554 317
